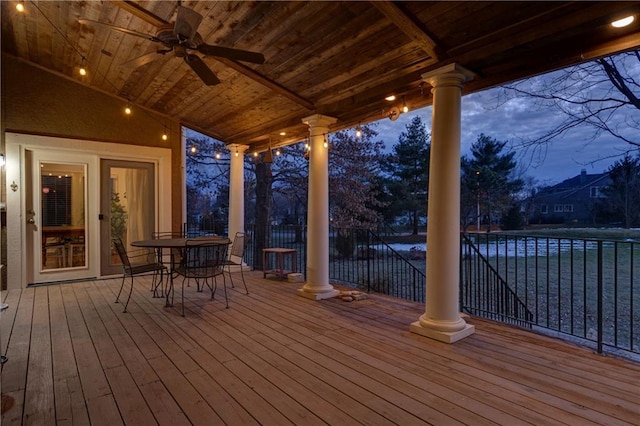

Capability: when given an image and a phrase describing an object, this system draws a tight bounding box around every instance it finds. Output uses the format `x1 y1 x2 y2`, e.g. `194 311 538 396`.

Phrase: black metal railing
244 224 307 278
460 233 533 328
226 223 637 357
462 232 639 357
328 228 426 301
243 225 425 299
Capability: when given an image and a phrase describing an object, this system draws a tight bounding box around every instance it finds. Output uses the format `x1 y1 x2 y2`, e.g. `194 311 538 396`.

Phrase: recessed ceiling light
385 95 396 101
279 131 286 136
611 16 634 28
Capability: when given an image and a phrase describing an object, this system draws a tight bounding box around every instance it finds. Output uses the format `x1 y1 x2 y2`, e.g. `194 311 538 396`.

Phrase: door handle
27 218 38 231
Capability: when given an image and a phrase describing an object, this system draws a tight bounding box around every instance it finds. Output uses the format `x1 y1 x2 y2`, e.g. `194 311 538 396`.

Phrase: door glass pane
40 163 85 270
109 166 154 268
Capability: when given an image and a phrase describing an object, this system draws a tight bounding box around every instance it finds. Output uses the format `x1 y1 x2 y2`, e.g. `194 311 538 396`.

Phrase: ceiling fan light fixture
611 16 634 28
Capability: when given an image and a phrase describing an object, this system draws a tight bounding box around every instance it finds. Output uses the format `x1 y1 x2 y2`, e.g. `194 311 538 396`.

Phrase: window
554 204 564 212
564 204 573 212
42 175 72 226
590 186 605 198
540 204 548 214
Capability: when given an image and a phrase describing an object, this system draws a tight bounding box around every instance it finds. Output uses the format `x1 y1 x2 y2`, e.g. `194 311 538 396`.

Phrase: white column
410 64 476 343
227 144 248 239
298 114 340 300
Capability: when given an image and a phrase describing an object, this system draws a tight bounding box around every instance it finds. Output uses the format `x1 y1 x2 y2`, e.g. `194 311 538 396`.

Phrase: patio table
131 236 229 306
262 248 297 280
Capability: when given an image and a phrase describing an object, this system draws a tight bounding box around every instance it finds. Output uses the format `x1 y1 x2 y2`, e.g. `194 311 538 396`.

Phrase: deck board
1 271 639 425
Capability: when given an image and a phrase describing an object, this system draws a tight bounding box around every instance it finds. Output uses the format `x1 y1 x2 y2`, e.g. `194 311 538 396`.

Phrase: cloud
374 85 632 185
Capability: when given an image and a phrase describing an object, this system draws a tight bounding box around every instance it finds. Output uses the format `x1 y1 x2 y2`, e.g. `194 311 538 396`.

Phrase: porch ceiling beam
215 58 315 111
371 1 443 61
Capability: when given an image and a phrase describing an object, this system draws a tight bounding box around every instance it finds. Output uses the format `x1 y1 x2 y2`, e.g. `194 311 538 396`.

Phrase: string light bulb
16 1 24 12
190 146 197 154
124 104 132 115
323 133 328 148
78 57 88 76
275 148 281 156
253 151 259 157
235 149 239 157
355 124 362 139
162 126 168 141
215 152 221 159
402 96 409 113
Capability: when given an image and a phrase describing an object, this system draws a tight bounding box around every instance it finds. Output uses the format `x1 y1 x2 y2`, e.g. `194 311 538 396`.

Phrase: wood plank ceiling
2 1 639 151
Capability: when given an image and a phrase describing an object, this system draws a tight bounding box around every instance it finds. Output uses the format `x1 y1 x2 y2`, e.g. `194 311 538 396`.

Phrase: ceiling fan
79 4 265 86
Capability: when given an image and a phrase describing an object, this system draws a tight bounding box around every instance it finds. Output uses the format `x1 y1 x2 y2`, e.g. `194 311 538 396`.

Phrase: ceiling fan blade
184 54 220 86
175 6 203 42
121 51 162 69
197 44 265 65
78 18 160 42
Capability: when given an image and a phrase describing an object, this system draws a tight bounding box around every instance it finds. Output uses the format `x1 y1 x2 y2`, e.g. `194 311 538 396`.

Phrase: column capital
302 114 337 130
227 144 249 153
421 63 476 88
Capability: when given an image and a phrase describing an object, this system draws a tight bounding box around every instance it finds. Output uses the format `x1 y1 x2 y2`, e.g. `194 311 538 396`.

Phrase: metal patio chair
222 232 250 295
113 238 167 313
172 238 231 316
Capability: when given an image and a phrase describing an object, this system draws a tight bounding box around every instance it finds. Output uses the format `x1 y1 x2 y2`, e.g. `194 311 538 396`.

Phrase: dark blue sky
374 87 631 186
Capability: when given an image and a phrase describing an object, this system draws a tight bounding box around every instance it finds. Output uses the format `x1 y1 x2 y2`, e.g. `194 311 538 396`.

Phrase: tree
185 135 230 231
497 51 640 160
461 134 523 231
328 125 386 258
601 154 640 228
329 125 386 229
382 116 430 235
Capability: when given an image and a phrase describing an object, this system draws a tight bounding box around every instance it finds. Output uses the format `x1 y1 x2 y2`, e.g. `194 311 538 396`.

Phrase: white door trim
5 133 172 289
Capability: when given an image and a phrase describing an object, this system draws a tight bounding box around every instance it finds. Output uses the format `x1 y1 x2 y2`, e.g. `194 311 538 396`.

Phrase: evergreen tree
382 116 430 235
461 134 523 231
601 154 640 228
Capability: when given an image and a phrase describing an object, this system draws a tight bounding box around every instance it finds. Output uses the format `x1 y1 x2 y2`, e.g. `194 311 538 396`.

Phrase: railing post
597 240 603 354
366 230 371 293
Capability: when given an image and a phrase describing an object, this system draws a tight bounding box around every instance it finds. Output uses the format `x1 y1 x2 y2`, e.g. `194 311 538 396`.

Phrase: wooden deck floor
1 271 638 425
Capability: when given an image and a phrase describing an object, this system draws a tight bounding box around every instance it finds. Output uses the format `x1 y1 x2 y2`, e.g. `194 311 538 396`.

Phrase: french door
27 151 97 283
100 160 156 276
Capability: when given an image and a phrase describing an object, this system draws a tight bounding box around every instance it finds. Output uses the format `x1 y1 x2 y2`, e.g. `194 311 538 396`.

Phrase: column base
297 287 341 300
410 321 475 343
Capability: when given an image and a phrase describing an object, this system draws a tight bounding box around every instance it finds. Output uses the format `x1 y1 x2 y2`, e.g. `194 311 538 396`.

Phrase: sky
374 88 632 187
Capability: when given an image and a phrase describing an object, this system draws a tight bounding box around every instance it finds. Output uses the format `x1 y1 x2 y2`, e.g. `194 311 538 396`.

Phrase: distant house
531 169 610 226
